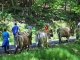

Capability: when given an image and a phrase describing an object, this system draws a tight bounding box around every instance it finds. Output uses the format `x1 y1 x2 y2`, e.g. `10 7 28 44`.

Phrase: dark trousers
3 46 9 53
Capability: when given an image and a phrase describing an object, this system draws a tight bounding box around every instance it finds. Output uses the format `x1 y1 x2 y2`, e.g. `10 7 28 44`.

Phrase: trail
0 38 76 54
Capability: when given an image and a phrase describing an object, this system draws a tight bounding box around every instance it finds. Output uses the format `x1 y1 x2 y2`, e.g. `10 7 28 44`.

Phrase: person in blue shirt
12 23 19 45
2 28 9 53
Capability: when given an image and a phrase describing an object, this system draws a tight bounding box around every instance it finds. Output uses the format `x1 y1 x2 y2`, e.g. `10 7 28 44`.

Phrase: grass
0 43 80 60
55 43 80 58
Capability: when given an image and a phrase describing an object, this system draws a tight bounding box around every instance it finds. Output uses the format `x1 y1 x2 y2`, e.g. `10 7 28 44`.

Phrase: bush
34 48 79 60
75 39 80 44
0 48 79 60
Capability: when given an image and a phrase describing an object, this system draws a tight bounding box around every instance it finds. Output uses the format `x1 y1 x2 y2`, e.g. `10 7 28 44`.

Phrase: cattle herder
44 23 49 30
44 23 53 39
12 22 20 46
2 28 9 53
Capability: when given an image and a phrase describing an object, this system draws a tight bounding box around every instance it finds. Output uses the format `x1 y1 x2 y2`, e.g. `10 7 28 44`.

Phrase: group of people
1 23 19 53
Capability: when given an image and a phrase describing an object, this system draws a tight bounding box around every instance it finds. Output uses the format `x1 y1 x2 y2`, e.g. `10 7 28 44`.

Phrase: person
2 28 9 53
44 23 53 39
44 23 49 30
12 22 19 45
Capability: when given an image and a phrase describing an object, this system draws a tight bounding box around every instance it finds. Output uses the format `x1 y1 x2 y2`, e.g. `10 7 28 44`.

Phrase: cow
36 29 53 48
57 27 71 43
14 30 32 54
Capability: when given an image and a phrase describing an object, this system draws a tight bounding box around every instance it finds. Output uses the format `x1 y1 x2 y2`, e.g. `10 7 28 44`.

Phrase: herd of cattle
14 25 80 53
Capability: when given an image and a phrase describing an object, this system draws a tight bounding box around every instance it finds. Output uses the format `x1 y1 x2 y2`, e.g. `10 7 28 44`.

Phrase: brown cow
14 30 32 53
57 27 70 43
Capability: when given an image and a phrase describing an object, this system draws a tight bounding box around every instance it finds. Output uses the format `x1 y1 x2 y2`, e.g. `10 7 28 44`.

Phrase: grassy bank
0 43 80 60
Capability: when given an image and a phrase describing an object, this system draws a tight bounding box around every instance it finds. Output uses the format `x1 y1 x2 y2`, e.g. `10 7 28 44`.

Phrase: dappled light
0 0 80 60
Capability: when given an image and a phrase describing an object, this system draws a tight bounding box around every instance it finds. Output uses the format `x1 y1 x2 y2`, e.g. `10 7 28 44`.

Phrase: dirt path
0 38 76 54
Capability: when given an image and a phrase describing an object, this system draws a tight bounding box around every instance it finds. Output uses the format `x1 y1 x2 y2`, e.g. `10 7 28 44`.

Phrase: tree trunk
64 0 67 12
11 0 14 6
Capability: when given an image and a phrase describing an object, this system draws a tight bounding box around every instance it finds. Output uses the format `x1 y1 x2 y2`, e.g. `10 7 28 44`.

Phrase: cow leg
38 40 41 47
66 37 69 43
58 34 62 43
45 37 49 48
76 30 79 39
14 46 19 54
29 36 32 45
45 41 48 48
76 35 79 39
59 38 62 43
23 46 26 49
57 30 62 43
20 47 23 53
27 45 29 51
41 42 44 48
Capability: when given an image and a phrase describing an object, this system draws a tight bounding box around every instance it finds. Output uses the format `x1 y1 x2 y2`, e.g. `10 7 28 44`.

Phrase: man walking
12 22 19 45
2 28 9 53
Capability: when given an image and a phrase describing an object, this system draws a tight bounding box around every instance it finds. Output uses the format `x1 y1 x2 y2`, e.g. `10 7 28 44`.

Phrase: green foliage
75 39 80 44
0 11 13 21
0 48 79 60
0 0 80 23
26 15 34 19
35 19 45 30
0 22 8 31
72 6 80 15
0 11 14 32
